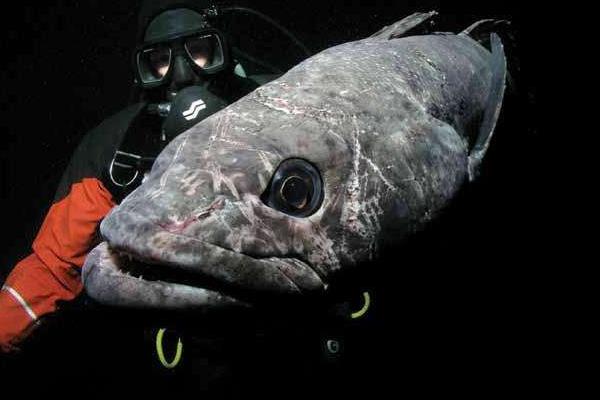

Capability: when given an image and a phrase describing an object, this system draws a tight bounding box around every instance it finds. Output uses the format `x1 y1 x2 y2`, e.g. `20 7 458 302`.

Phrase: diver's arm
0 178 115 352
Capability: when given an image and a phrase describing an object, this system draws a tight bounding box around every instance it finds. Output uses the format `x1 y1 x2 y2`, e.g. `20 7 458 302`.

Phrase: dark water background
0 0 552 396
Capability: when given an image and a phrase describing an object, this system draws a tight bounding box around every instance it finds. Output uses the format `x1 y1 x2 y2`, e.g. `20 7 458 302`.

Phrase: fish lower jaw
82 242 246 310
83 237 327 311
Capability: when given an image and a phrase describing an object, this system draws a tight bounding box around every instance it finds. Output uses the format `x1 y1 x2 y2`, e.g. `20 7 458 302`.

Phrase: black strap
105 106 165 201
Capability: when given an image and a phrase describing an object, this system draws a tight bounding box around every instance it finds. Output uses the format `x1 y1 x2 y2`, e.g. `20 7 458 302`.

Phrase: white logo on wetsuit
182 99 206 121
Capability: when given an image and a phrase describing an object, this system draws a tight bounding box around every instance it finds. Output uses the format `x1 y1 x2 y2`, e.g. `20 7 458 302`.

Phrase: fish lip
108 233 324 296
85 211 326 309
82 242 248 310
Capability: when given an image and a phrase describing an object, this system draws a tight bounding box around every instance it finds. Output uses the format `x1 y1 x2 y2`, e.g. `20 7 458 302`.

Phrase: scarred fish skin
83 14 506 310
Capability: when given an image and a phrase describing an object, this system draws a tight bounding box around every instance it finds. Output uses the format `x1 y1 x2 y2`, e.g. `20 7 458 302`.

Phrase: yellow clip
155 328 183 369
350 291 371 319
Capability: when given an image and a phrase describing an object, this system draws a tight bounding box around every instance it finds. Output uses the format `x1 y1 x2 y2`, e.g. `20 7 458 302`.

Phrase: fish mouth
82 242 247 311
82 227 326 310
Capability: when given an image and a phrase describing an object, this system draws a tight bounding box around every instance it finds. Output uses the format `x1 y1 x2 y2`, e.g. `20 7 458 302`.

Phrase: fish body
83 13 506 310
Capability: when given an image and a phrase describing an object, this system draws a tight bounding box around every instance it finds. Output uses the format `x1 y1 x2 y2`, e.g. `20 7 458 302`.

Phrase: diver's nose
170 54 195 90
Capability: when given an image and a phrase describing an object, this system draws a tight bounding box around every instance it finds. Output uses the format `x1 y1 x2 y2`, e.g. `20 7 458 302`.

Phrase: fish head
83 35 481 310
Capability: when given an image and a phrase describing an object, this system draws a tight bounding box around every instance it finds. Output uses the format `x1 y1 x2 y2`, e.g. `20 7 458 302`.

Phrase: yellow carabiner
155 328 183 369
350 292 371 319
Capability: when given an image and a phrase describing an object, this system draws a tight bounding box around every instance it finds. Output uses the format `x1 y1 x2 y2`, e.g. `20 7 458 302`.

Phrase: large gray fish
82 12 507 310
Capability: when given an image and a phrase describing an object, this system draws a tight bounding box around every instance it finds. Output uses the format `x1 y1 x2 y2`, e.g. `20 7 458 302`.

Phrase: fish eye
261 158 323 217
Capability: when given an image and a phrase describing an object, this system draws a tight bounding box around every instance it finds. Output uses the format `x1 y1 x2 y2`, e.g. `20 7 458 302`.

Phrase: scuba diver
0 2 522 397
0 0 273 353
